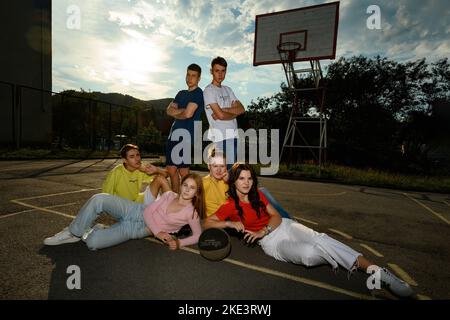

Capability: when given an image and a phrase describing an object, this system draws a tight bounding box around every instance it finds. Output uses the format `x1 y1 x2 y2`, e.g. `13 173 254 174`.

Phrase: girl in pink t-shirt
43 173 205 251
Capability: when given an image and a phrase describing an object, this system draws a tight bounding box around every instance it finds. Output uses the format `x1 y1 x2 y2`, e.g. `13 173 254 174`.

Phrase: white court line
359 244 384 258
328 228 353 240
299 191 347 197
272 191 347 197
0 202 78 220
145 238 374 300
388 263 418 287
443 200 450 207
14 188 101 201
403 193 450 225
11 200 373 300
10 200 75 219
292 216 319 225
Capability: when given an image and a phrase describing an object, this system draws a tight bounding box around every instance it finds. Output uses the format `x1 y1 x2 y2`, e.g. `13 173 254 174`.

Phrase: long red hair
180 173 205 220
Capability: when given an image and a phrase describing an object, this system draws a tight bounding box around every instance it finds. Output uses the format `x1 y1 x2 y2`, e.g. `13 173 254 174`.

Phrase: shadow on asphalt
38 239 173 300
37 229 384 300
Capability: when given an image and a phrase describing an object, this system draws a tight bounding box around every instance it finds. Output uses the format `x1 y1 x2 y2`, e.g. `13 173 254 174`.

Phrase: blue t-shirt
168 87 204 142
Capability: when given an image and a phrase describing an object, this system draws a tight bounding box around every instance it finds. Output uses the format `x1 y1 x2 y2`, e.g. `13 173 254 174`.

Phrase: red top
215 190 270 232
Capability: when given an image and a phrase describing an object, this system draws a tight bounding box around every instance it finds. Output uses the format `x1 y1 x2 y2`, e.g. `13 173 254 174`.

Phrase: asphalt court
1 159 449 299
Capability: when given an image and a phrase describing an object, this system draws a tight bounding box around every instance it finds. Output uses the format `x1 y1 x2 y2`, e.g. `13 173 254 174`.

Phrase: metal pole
88 99 93 150
120 107 124 146
40 2 45 112
108 104 112 151
319 116 323 176
135 110 139 145
11 84 16 148
93 101 97 150
324 118 328 163
59 95 65 149
15 86 22 149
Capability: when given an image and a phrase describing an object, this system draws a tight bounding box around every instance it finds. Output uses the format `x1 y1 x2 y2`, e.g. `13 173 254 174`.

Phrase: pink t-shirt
143 191 201 247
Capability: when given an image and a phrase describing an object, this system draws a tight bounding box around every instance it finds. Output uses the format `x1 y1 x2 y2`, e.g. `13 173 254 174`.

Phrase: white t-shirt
203 83 239 142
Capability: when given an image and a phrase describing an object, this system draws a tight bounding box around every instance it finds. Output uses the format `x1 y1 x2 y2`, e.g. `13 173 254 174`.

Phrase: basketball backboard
253 2 340 66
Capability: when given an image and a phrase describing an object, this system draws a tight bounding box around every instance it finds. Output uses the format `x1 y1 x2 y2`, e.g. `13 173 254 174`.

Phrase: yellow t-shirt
202 174 229 216
102 164 154 203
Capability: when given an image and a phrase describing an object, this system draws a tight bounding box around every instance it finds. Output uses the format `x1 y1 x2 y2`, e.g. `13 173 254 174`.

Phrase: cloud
102 0 262 64
52 0 176 99
336 0 449 61
53 0 449 105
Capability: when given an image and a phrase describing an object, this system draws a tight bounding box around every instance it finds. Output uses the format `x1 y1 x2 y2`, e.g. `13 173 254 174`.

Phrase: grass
1 148 449 193
273 163 450 193
151 161 449 193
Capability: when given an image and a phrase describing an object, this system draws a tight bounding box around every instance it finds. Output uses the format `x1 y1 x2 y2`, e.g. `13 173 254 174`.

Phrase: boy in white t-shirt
203 56 245 169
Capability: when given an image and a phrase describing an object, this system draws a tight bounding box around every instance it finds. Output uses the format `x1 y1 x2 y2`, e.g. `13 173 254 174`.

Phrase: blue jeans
215 138 238 171
259 187 291 219
69 193 150 250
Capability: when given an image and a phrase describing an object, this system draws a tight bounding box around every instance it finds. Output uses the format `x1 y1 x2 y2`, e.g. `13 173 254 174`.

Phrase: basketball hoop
277 41 301 89
277 41 301 62
253 2 338 170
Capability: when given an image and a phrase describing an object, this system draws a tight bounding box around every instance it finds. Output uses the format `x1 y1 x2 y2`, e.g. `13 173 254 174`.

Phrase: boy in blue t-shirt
166 64 205 193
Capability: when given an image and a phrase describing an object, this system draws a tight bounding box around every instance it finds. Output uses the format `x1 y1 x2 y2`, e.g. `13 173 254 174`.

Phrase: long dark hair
227 163 268 221
181 173 205 220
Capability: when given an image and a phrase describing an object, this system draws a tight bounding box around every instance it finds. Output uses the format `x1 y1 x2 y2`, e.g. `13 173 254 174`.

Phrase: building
0 0 52 147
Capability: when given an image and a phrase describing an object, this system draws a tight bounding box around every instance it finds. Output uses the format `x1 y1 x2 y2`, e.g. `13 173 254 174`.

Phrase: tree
246 56 449 173
137 120 163 153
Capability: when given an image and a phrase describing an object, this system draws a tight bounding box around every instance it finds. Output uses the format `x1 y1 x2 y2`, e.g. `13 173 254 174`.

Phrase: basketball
198 228 231 261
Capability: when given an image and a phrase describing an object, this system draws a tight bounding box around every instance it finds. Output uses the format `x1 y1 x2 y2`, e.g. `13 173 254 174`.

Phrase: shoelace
380 268 406 288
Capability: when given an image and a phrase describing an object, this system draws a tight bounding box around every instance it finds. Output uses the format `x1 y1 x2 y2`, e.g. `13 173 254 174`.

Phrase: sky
52 0 450 106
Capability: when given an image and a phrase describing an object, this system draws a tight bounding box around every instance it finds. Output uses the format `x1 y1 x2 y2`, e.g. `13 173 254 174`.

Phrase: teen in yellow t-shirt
102 144 169 204
202 149 229 216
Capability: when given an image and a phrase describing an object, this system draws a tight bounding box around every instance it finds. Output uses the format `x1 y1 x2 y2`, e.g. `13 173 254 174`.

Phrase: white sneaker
43 227 80 246
379 268 414 298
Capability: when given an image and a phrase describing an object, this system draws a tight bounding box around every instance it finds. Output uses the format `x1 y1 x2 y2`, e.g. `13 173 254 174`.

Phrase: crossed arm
166 101 199 120
209 100 245 121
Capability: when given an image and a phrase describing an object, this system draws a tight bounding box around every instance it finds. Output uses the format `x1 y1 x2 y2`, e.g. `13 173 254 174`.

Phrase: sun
117 39 164 84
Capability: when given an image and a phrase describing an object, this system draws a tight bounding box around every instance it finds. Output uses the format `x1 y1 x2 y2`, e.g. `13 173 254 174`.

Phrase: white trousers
259 218 361 271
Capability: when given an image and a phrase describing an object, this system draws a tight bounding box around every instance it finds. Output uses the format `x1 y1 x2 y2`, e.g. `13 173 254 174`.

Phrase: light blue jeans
259 187 291 219
69 193 150 250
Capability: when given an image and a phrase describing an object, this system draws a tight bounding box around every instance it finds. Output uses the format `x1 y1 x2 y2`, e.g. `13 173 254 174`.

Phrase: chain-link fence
0 80 167 154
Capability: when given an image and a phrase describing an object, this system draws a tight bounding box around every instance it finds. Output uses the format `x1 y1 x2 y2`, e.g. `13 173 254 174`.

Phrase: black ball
198 228 231 261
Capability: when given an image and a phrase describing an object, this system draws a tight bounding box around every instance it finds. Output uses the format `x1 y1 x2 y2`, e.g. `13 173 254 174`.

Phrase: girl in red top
205 163 414 298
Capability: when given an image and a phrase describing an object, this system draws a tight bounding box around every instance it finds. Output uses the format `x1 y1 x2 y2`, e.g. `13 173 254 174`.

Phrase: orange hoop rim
277 41 302 53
